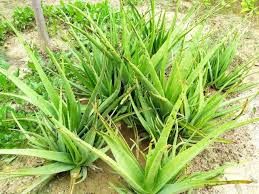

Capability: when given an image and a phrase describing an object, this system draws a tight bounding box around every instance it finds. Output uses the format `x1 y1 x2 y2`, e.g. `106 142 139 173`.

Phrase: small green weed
12 6 35 30
0 1 113 45
0 53 15 93
241 0 259 14
0 20 10 44
201 0 232 6
0 54 36 148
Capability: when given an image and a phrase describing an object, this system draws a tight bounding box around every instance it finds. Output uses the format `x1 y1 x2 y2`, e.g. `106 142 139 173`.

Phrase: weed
0 1 113 45
0 20 10 44
241 0 259 14
12 6 35 30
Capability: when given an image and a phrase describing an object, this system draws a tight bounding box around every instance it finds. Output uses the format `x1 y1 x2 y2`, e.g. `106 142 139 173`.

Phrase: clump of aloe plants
68 0 255 140
0 0 258 193
0 20 126 193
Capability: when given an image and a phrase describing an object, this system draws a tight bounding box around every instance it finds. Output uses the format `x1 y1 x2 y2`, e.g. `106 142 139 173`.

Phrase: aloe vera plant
204 34 254 91
0 22 126 193
66 0 253 141
49 94 257 194
0 0 257 193
54 2 257 192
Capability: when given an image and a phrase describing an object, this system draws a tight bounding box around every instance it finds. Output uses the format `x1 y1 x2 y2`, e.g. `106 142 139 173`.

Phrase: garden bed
0 0 258 193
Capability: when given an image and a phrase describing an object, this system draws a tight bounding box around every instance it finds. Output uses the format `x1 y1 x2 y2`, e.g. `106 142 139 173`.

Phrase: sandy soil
0 0 258 194
43 160 120 194
0 0 27 18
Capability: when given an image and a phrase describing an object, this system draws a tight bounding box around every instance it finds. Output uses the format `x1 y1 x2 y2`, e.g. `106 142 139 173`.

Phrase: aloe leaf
159 179 252 194
144 90 185 189
67 3 122 62
0 67 56 117
53 123 146 193
47 48 81 131
0 149 72 164
6 21 60 109
0 162 75 176
101 133 144 183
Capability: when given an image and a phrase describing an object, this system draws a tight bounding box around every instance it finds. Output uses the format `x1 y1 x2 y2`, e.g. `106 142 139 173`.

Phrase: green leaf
0 162 75 176
0 149 73 164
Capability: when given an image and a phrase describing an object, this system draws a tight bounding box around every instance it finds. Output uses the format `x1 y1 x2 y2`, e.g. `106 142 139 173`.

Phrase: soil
0 0 26 18
43 160 120 194
0 0 258 194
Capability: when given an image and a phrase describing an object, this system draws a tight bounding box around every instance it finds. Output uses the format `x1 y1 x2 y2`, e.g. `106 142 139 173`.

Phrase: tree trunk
31 0 50 48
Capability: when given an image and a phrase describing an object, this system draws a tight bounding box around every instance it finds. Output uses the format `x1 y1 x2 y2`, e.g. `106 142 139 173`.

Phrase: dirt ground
0 0 258 194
